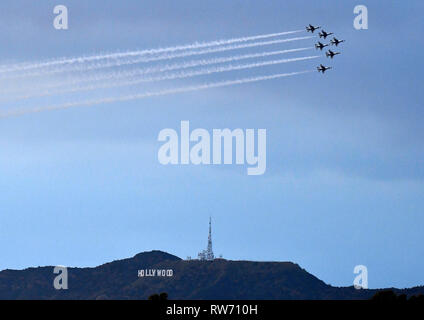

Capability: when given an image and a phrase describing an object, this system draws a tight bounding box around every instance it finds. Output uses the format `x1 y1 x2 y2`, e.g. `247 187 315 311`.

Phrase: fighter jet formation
307 24 345 74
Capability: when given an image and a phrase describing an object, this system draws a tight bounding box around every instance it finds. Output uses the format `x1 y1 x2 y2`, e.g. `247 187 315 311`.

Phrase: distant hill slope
0 250 423 300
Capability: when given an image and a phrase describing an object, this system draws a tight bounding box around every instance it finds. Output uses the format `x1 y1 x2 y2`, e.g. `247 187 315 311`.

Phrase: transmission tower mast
206 216 214 260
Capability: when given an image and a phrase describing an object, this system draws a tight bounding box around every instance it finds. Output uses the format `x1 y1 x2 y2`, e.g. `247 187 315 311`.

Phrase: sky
0 0 423 289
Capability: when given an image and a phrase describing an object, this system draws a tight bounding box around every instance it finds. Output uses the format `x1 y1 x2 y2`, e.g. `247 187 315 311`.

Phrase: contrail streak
1 36 314 79
0 70 313 118
7 47 313 94
15 56 320 99
0 30 304 73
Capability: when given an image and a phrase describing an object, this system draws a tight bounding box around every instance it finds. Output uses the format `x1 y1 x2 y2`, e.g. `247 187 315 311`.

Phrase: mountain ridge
0 250 423 300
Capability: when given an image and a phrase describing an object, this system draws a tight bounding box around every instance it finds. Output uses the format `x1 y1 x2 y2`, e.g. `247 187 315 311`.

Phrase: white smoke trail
0 30 304 73
15 55 320 99
0 70 313 119
1 36 314 79
5 47 312 95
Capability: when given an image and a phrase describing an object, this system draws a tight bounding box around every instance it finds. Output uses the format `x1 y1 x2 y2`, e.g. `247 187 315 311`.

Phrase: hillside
0 250 422 300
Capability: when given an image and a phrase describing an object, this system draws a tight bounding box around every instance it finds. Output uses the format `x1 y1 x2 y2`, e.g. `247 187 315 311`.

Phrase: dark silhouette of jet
326 49 341 59
319 30 334 39
330 37 345 46
315 41 329 50
306 24 321 33
317 64 332 73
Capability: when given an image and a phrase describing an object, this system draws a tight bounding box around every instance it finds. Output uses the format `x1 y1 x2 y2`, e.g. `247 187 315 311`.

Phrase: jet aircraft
326 49 341 59
317 64 332 73
306 24 321 33
315 41 329 50
330 37 345 46
319 30 334 39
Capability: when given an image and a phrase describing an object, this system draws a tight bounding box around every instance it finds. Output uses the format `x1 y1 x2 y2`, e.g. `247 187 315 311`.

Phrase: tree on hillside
148 292 168 301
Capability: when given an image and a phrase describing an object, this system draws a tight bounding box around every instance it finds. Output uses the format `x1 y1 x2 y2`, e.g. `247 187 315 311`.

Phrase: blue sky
0 0 423 289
